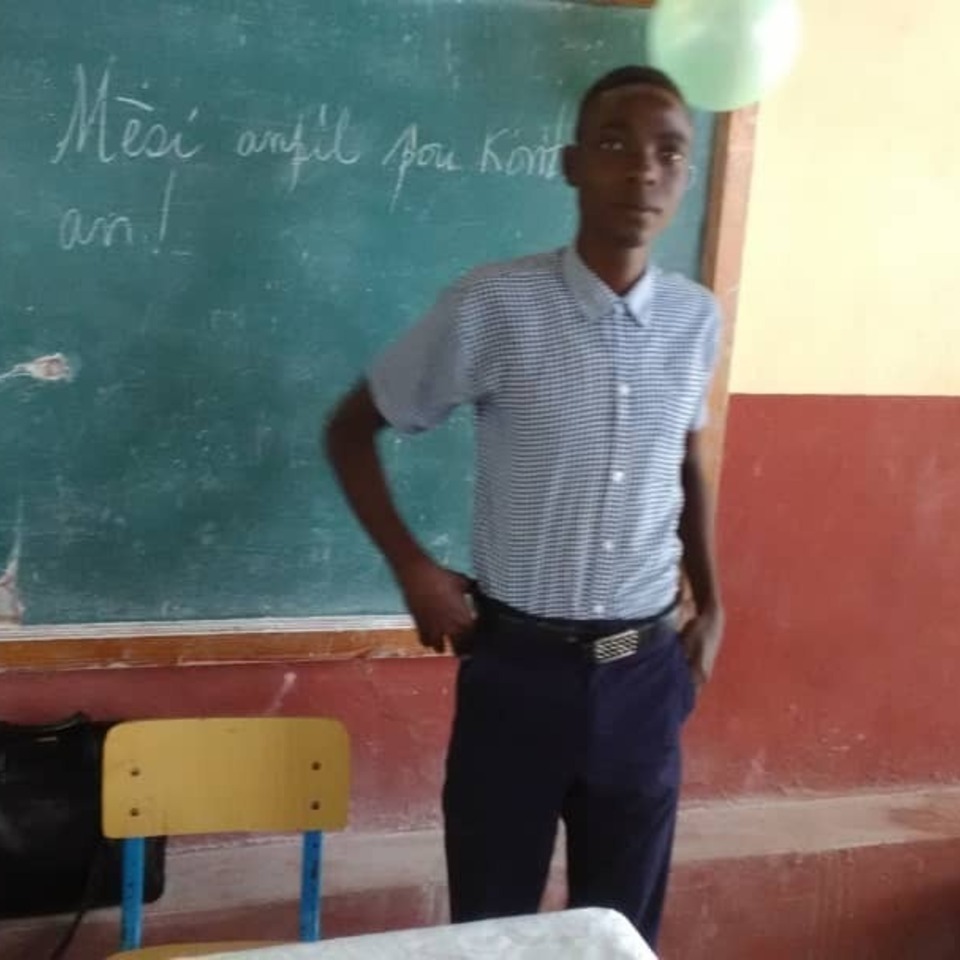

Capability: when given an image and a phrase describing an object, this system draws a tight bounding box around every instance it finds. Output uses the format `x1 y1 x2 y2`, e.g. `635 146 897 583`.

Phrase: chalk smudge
0 352 74 384
266 670 298 714
0 520 24 628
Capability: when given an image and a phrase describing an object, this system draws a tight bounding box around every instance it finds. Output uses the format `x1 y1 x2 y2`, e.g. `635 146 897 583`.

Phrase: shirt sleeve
367 280 476 434
691 299 722 432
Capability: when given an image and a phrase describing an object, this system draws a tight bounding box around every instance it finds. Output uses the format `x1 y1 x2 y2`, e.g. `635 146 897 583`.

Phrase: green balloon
648 0 802 112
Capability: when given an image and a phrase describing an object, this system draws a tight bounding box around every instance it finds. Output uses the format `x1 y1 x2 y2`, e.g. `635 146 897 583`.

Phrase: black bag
0 713 166 920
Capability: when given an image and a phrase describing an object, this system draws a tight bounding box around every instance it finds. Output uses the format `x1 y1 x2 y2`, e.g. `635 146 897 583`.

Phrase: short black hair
574 65 688 141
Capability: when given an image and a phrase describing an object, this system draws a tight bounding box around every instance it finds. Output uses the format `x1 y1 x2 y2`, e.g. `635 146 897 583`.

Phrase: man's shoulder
455 249 564 296
654 268 719 318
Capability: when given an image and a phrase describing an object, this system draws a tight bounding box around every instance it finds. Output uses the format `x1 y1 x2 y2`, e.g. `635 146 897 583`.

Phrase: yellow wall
731 0 960 396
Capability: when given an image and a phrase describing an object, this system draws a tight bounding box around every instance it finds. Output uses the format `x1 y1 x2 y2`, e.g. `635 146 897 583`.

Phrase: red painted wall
687 394 960 797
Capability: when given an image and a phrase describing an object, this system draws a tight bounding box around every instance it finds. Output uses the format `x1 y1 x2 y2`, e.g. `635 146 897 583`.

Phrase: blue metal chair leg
120 837 146 950
299 830 324 941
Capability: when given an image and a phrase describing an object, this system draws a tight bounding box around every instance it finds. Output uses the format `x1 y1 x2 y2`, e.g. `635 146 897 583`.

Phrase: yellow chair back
101 717 350 957
103 717 349 838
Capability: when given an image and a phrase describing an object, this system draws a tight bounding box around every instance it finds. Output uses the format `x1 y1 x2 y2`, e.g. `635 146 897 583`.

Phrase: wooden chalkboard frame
0 0 758 672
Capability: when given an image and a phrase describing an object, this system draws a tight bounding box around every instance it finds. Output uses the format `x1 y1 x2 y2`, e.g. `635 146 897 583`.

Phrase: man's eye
597 139 626 151
661 150 687 164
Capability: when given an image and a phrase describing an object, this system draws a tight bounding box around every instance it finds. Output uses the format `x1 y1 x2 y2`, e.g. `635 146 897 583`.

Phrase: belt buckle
590 628 640 664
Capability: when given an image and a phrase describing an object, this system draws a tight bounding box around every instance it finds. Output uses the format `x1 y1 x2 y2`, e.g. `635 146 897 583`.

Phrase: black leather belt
473 593 679 664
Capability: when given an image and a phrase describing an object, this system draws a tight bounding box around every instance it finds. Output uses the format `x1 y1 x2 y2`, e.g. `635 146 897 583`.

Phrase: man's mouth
617 202 662 217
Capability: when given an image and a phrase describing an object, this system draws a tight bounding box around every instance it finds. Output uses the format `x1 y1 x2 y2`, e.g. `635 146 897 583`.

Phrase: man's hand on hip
397 557 476 653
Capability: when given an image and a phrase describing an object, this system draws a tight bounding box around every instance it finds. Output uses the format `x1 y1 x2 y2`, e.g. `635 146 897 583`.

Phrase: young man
325 66 724 948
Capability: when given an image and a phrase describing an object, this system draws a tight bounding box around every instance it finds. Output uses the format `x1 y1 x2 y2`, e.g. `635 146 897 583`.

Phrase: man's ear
561 144 579 187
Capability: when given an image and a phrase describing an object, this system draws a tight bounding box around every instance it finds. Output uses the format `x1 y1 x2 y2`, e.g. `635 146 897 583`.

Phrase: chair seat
106 940 282 959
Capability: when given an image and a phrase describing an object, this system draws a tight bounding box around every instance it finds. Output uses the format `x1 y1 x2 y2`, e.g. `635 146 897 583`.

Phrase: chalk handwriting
156 170 176 247
51 61 203 165
235 105 360 190
59 207 134 249
381 123 462 211
46 60 580 244
58 167 179 252
479 105 568 181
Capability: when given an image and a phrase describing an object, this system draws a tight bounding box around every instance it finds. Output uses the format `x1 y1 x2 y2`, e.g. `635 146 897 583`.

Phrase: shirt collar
561 246 656 327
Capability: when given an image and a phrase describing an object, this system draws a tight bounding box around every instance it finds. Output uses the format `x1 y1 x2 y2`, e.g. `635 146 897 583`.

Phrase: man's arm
678 429 725 684
324 382 474 652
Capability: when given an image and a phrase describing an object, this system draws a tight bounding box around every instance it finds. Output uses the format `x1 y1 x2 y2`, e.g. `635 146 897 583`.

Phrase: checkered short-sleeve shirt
369 247 720 620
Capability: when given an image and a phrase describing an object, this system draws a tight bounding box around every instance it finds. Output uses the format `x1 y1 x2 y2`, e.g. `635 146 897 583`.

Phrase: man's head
564 66 694 252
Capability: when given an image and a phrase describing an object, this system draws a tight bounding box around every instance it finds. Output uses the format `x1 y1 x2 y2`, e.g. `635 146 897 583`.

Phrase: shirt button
593 603 606 615
617 383 631 397
611 470 625 484
602 539 615 552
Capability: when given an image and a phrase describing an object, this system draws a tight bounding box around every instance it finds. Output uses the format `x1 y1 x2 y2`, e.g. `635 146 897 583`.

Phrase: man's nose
625 148 659 183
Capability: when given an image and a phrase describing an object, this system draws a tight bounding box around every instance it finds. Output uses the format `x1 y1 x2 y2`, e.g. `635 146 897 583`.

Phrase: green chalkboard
0 0 715 626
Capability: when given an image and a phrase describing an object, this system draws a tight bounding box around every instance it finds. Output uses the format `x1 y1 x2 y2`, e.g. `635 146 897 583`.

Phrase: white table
197 908 656 959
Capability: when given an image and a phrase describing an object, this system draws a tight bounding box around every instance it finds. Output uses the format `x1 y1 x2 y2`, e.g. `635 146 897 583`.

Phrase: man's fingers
418 631 443 652
413 617 445 652
417 614 472 653
679 632 700 664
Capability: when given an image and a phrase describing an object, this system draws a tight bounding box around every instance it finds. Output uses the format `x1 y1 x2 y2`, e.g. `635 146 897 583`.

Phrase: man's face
564 84 694 250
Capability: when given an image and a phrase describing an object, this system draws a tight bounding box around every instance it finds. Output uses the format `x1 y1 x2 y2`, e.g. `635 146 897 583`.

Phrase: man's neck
575 236 649 296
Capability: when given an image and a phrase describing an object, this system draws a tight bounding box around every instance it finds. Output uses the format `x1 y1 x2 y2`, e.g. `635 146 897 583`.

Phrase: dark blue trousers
442 611 695 949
